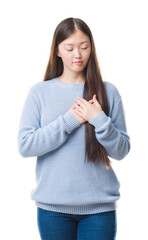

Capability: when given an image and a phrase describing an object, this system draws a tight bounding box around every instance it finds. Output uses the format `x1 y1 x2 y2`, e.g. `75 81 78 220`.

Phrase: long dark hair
43 17 111 169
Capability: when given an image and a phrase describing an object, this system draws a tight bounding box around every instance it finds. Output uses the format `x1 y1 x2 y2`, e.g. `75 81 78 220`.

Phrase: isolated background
0 0 147 239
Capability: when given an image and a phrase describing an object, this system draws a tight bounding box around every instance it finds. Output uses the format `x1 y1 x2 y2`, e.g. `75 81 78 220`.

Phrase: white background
0 0 148 239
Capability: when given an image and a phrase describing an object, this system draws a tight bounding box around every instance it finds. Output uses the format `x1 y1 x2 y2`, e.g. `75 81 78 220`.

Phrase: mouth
73 61 83 65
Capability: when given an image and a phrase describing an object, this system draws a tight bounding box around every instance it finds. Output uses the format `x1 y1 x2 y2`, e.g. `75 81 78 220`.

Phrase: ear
56 48 61 58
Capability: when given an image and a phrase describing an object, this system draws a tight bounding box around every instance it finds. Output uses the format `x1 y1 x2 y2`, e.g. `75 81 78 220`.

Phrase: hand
73 94 103 122
68 104 86 124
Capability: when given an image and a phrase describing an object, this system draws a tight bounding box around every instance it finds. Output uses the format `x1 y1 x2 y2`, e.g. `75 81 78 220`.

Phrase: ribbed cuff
89 111 109 128
63 111 81 134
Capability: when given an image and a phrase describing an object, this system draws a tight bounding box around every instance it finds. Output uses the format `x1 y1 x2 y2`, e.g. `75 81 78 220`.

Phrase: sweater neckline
55 77 85 89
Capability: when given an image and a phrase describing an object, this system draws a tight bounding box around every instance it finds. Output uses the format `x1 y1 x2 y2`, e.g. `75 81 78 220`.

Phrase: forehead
61 30 90 46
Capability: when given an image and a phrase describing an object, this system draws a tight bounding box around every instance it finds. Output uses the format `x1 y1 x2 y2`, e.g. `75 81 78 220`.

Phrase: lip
73 61 83 65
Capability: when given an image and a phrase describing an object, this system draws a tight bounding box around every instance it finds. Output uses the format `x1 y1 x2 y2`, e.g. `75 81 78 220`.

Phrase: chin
72 65 85 71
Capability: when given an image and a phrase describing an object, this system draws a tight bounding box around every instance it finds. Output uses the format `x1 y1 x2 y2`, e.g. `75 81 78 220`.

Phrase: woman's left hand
73 94 103 122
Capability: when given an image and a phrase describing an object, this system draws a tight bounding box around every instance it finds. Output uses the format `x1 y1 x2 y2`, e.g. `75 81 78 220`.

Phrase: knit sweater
17 77 130 215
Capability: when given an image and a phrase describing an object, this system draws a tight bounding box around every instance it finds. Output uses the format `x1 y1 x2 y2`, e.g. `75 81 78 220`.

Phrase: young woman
18 17 130 240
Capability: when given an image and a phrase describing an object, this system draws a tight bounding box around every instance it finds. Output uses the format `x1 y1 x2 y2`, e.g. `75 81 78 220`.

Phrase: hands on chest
68 94 103 124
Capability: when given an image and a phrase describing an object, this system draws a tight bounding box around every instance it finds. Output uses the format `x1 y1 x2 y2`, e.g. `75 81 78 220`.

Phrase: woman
18 17 131 240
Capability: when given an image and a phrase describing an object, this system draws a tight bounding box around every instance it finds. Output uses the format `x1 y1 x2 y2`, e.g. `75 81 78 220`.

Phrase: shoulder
28 78 57 97
30 78 56 92
103 81 121 103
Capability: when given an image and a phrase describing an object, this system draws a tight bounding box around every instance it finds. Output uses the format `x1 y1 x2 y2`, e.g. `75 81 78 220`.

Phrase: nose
74 48 82 59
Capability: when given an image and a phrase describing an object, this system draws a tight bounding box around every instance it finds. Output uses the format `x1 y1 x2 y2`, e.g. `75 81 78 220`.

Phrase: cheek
64 54 74 64
60 54 72 64
61 57 73 68
83 51 91 62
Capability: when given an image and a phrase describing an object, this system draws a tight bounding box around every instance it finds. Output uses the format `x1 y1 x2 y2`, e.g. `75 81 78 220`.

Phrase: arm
17 87 81 158
88 97 131 160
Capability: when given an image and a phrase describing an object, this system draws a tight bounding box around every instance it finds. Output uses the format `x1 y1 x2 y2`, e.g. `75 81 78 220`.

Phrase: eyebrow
64 41 89 46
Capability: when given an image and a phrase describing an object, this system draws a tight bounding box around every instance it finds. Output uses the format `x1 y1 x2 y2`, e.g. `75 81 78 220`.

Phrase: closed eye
66 47 88 51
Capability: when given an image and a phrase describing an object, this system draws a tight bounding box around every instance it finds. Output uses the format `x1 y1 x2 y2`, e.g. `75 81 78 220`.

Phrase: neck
59 71 85 84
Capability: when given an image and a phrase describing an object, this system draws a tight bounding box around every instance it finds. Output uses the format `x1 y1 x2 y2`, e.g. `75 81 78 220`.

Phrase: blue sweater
17 77 130 214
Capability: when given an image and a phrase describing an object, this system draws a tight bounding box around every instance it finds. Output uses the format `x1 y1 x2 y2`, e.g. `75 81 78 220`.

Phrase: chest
39 90 84 127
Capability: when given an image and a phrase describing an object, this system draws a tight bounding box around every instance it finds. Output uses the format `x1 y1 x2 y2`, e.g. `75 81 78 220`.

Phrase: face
57 29 91 74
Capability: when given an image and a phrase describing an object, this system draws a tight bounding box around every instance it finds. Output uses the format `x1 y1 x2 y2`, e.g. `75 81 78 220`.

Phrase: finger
93 97 101 107
73 102 81 107
72 102 80 108
89 100 94 104
75 98 87 108
73 108 82 116
76 97 90 106
72 103 77 109
74 103 83 112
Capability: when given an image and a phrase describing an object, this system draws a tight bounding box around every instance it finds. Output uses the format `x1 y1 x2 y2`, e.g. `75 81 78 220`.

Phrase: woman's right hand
68 99 93 124
68 103 86 124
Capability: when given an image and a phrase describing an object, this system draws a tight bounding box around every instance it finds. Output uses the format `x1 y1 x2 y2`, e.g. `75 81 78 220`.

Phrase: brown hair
43 17 111 169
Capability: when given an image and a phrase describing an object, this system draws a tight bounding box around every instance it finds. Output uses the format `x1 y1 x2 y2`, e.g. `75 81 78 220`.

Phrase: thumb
93 94 99 104
93 94 101 106
93 94 96 100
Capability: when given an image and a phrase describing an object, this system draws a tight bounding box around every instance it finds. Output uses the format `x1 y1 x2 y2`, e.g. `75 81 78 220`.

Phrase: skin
57 29 103 124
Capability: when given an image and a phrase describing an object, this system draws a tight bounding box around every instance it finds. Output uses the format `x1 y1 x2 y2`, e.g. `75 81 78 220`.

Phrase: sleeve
17 86 81 158
88 97 131 160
